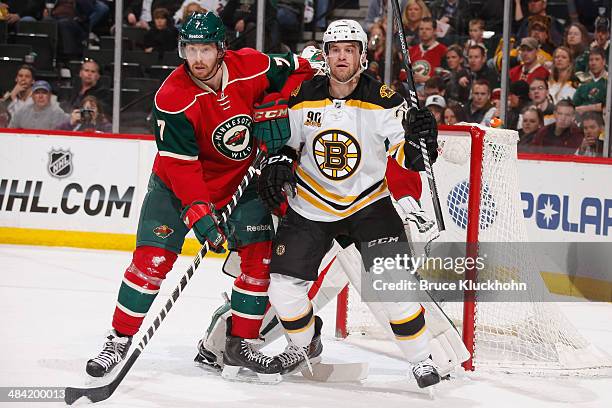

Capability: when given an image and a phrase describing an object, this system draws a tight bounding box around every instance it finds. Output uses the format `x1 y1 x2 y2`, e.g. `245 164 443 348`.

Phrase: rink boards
0 128 611 299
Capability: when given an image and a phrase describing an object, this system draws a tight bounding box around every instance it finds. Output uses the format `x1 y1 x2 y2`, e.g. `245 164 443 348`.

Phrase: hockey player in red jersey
85 11 313 382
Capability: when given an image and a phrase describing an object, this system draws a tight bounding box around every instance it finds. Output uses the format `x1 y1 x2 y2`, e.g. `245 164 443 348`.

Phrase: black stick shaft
390 0 446 231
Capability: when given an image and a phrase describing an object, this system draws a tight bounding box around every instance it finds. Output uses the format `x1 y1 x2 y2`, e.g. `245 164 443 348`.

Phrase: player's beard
330 64 359 83
191 62 217 81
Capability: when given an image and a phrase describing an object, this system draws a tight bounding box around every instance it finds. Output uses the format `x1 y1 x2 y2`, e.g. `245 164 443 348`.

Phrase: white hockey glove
396 196 440 252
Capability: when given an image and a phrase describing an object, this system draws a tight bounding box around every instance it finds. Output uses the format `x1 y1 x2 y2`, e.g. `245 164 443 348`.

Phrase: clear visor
178 41 224 59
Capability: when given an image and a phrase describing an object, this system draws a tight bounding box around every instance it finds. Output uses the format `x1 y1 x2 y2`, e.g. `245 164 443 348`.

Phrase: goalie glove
181 201 227 253
396 196 439 248
257 147 297 212
252 98 290 154
402 108 439 172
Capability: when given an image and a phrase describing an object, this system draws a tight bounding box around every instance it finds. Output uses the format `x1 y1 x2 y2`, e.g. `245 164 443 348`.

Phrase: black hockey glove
402 108 439 172
257 147 297 212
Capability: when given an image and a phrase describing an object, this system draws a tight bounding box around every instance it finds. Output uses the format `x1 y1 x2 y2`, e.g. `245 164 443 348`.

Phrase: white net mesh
343 124 612 375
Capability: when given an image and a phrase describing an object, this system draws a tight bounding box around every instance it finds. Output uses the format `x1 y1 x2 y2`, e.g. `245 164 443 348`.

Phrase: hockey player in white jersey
258 20 442 388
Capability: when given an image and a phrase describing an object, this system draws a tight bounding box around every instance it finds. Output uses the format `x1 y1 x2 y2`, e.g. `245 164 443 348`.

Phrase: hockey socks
113 246 178 336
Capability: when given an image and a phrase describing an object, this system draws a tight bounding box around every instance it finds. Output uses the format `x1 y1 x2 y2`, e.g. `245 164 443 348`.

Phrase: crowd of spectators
0 0 609 156
364 0 609 156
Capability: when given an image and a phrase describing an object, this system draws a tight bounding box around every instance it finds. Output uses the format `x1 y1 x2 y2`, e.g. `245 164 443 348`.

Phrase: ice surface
1 245 611 407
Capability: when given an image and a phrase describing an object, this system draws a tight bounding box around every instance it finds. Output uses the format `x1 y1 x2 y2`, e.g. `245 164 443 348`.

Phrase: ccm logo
266 155 293 165
253 108 288 121
368 236 399 247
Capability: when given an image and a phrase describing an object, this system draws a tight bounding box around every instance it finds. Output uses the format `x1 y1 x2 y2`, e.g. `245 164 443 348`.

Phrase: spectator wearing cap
575 17 610 75
458 44 499 92
530 99 584 155
507 80 530 130
464 78 496 126
514 0 564 46
528 77 555 125
509 37 549 84
425 94 446 124
527 15 555 63
573 47 607 116
8 81 68 130
548 46 578 104
409 17 448 85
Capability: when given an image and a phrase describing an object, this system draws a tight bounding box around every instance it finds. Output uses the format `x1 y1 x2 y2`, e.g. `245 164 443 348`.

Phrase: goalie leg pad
113 246 178 336
420 302 470 376
230 241 271 339
197 296 232 368
268 273 314 348
336 244 431 364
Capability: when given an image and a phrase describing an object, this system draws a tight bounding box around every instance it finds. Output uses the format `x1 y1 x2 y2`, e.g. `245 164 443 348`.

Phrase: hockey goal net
336 123 612 375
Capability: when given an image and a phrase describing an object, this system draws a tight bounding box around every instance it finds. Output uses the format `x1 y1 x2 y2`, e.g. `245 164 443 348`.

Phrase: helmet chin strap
327 54 367 85
328 66 364 85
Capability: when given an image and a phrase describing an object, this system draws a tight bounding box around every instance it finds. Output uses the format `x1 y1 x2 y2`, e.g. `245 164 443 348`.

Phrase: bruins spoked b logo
212 114 253 161
312 130 361 180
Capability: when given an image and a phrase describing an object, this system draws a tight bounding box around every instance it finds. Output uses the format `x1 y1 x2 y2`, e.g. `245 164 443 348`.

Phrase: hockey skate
86 329 132 377
276 315 323 375
221 317 282 384
411 357 441 389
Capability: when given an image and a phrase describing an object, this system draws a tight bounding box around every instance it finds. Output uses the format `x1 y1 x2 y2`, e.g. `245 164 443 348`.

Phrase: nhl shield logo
48 149 73 179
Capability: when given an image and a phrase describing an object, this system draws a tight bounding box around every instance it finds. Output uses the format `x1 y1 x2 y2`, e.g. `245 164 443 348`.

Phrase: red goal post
335 124 612 376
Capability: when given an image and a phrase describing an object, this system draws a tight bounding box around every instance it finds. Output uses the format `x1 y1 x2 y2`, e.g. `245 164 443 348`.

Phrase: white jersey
286 74 410 222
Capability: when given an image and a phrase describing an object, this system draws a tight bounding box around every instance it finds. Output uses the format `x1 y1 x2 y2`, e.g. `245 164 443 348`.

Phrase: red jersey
152 48 313 209
509 63 550 84
408 42 448 78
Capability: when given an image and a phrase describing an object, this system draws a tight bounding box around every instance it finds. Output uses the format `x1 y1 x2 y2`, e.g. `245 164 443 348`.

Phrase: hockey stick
64 149 267 405
390 0 446 232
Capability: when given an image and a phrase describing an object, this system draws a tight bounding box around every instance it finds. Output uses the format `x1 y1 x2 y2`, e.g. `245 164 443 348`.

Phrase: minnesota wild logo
212 114 253 161
153 225 174 239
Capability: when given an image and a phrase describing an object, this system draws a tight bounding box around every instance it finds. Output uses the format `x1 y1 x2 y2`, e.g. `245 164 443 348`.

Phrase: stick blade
301 362 369 382
64 385 112 405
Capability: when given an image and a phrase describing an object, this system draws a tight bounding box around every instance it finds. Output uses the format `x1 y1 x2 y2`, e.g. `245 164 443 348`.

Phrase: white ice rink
1 244 611 407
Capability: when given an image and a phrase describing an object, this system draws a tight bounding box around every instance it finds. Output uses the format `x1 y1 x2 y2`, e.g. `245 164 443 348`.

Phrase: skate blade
405 375 438 398
300 361 369 382
221 365 281 384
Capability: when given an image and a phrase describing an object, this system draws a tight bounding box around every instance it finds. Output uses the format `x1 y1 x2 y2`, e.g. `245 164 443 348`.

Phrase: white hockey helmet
322 19 368 73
